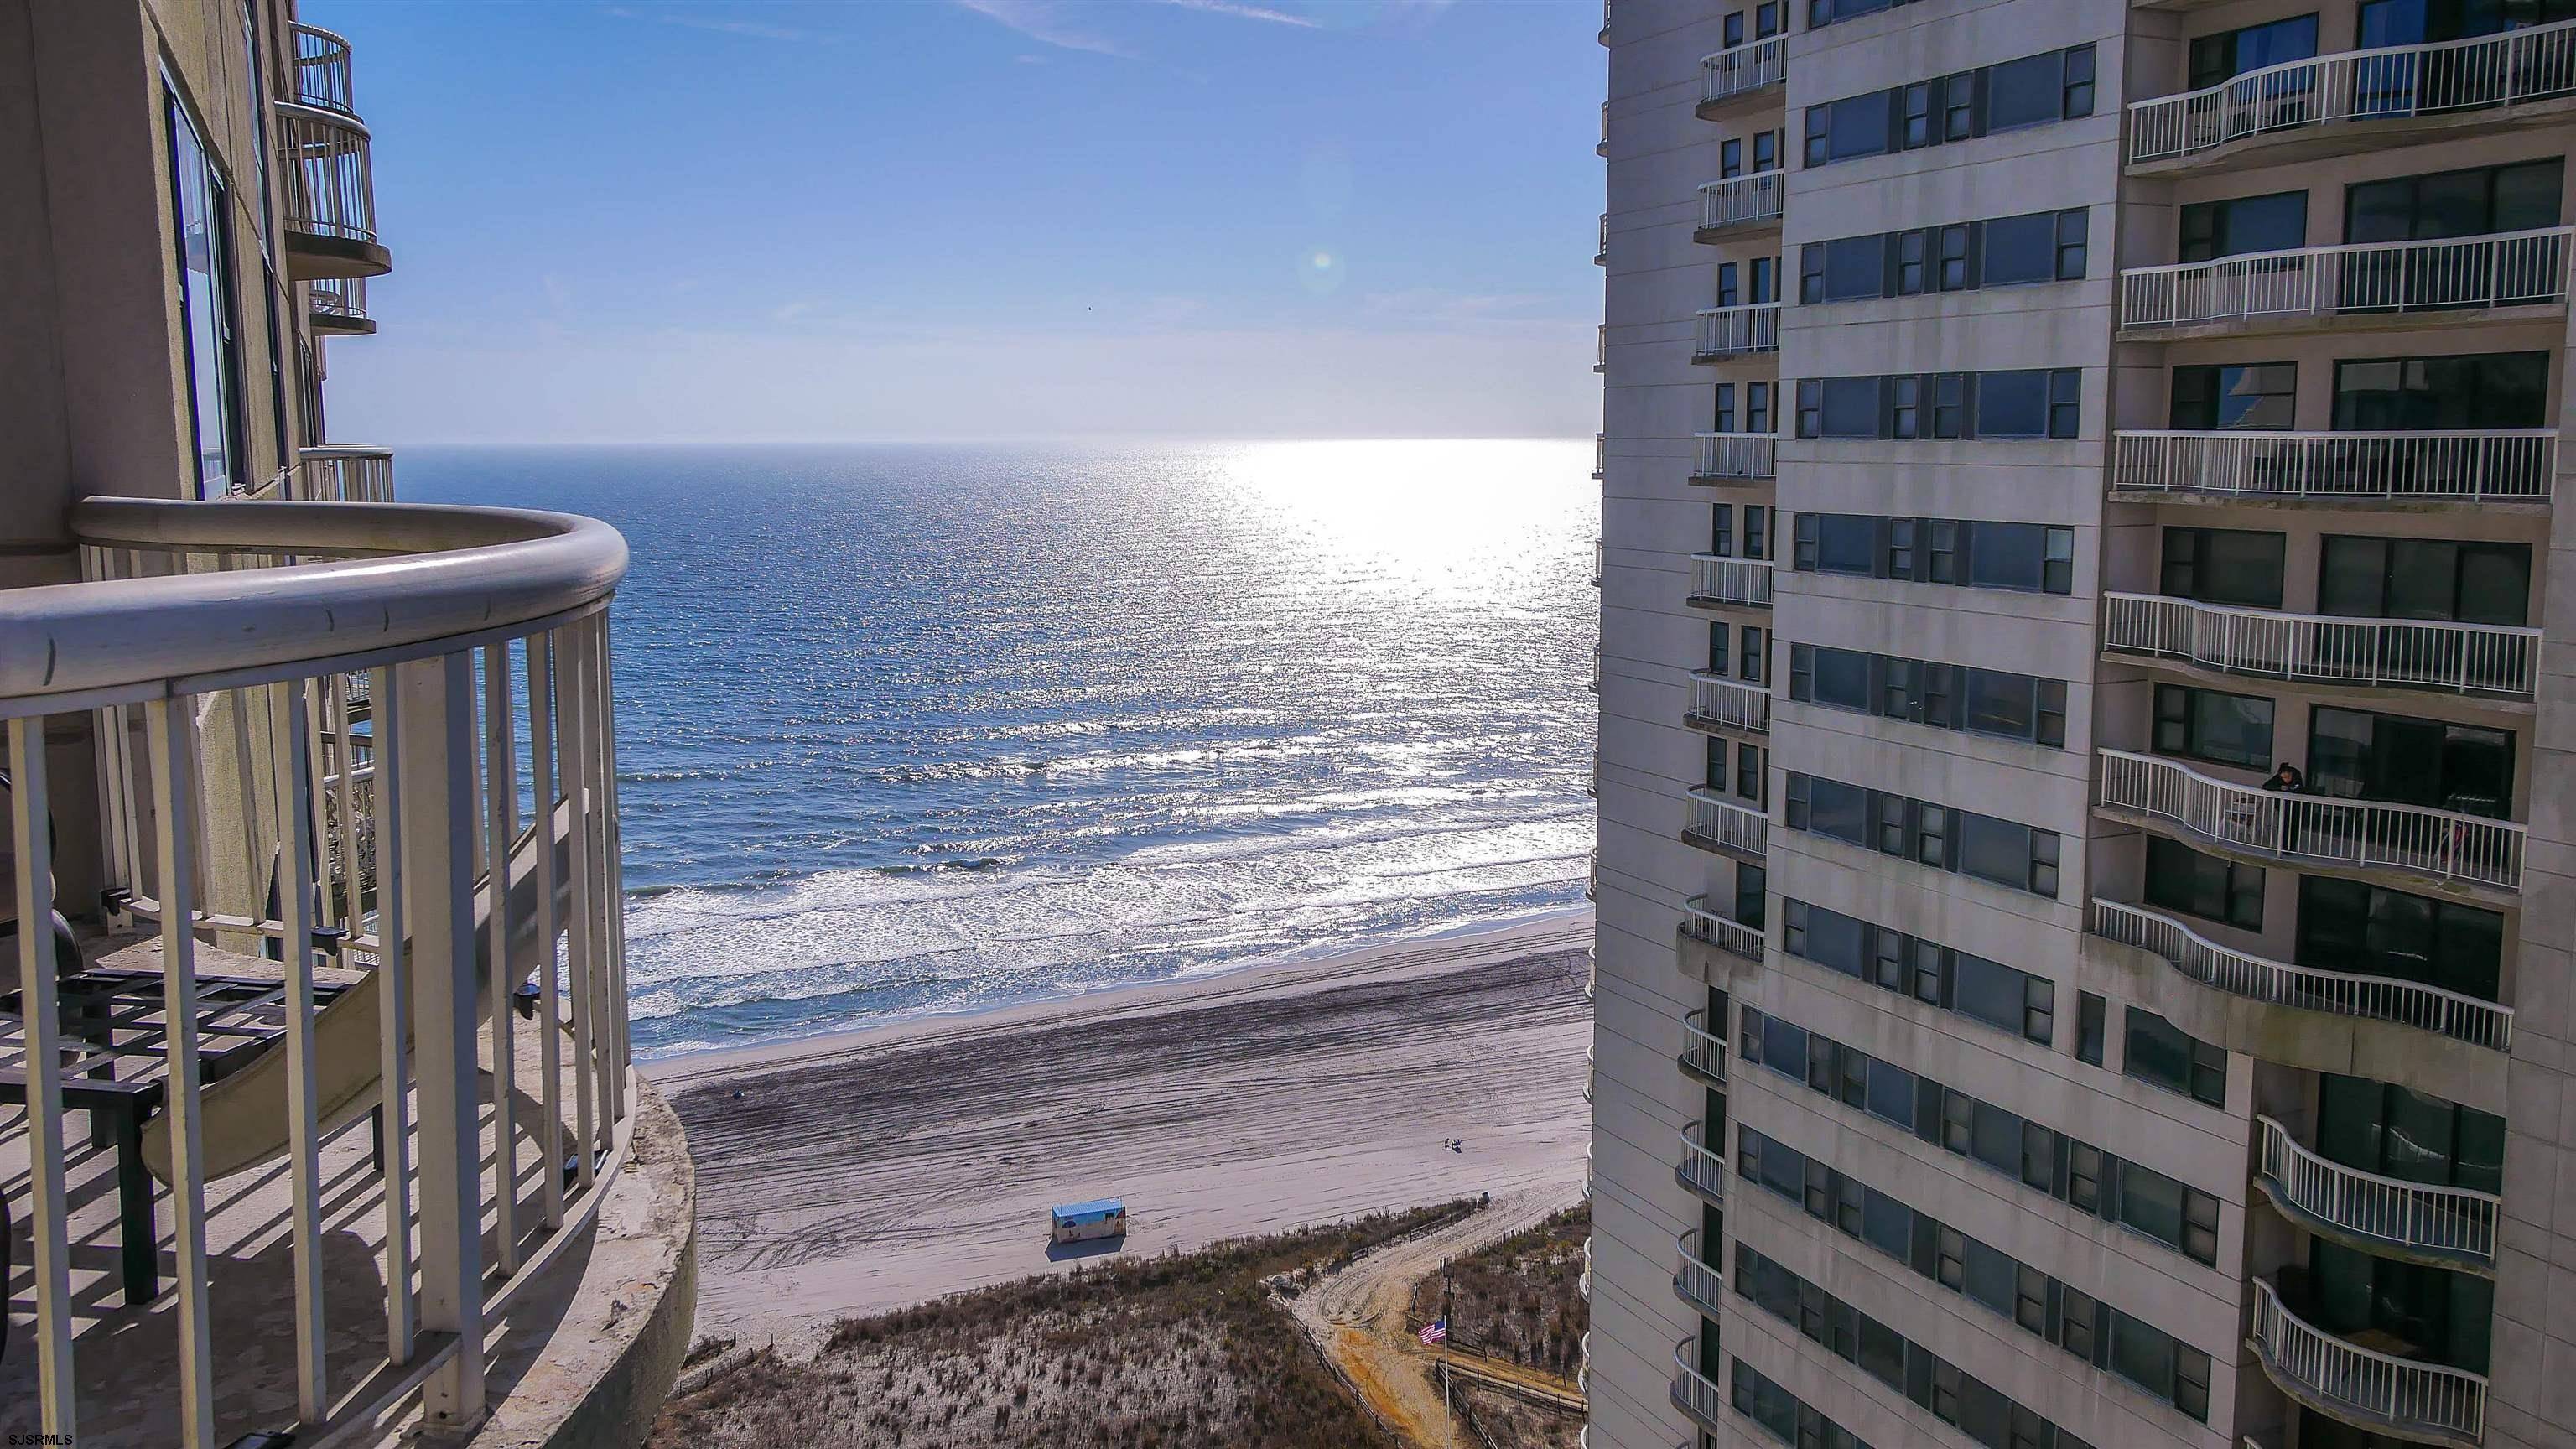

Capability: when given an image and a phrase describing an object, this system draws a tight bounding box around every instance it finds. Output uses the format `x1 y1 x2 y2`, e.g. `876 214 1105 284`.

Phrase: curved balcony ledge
1669 1339 1727 1436
1675 1122 1725 1205
2127 21 2576 174
1684 787 1767 862
1678 1005 1728 1085
1674 1230 1725 1319
1690 432 1778 485
2096 748 2524 898
2249 1277 2487 1448
1698 35 1785 117
1583 1043 1594 1104
2101 591 2538 704
2256 1115 2498 1274
1692 302 1782 363
1685 672 1768 735
1687 553 1772 610
1680 896 1764 967
291 21 359 117
291 444 397 503
2083 901 2506 1113
2118 228 2573 336
278 102 390 279
2 495 660 1446
2109 430 2555 506
1695 174 1784 241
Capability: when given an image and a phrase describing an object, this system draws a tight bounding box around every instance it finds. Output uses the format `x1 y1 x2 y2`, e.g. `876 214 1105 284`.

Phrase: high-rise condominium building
2 4 692 1445
1590 4 2576 1449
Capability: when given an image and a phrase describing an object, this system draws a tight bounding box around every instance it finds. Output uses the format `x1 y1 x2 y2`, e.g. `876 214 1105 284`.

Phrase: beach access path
649 913 1595 1351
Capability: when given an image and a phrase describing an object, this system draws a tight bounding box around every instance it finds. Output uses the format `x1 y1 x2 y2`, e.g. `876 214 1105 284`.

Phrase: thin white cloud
600 7 815 42
1150 0 1320 26
948 0 1135 58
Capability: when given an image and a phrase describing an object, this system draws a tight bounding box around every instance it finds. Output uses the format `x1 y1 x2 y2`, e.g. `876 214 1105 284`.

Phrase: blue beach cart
1048 1197 1129 1244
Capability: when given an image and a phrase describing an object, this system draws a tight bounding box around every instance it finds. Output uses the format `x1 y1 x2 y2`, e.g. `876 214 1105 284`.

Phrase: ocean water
401 440 1598 1058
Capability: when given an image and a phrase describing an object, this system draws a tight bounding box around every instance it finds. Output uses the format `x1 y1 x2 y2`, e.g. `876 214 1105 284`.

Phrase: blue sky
304 0 1604 444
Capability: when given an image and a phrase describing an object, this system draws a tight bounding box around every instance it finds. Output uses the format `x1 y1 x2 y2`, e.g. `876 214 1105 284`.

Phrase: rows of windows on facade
168 29 318 501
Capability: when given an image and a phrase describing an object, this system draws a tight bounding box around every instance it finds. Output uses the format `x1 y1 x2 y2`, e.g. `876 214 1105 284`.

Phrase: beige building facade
1592 3 2576 1448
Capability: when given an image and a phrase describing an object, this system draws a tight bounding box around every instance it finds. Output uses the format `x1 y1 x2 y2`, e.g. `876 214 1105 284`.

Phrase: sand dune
650 913 1595 1347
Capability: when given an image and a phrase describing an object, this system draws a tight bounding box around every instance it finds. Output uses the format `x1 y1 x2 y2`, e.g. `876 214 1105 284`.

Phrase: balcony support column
397 651 488 1430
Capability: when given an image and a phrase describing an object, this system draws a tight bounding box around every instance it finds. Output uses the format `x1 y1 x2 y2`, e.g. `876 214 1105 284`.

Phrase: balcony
0 496 688 1446
1592 432 1606 479
278 102 388 278
1685 672 1768 735
1669 1339 1727 1435
1596 213 1609 266
1695 173 1784 241
1685 787 1766 860
1592 538 1604 586
309 274 373 335
2128 21 2576 172
1589 645 1602 696
1583 1044 1594 1103
2091 898 2512 1052
1675 1229 1725 1318
2109 429 2556 505
1688 553 1771 609
1597 0 1609 44
1678 1004 1728 1083
288 444 397 502
1692 432 1777 484
1675 1123 1725 1204
1681 895 1763 965
1697 34 1785 117
2256 1116 2499 1272
2101 592 2539 700
1692 302 1781 362
1595 323 1607 373
2096 748 2524 894
2249 1276 2487 1448
1598 101 1610 157
2118 229 2573 336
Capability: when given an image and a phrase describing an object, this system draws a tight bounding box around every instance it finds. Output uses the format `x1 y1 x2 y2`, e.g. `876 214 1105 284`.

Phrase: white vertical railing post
397 652 487 1429
481 644 520 1275
270 679 328 1422
10 719 75 1439
598 617 632 1083
525 635 567 1228
369 664 417 1362
558 626 599 1188
145 699 217 1448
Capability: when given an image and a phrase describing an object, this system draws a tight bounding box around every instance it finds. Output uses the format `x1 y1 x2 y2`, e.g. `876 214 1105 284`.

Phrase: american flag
1419 1318 1446 1346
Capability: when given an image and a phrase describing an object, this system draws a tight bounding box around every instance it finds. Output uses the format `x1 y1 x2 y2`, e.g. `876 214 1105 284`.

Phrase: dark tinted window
2298 875 2503 1001
2171 362 2296 430
2153 683 2275 769
1976 370 2050 438
1815 515 1874 574
2347 158 2564 242
2124 1010 2228 1108
2317 535 2531 626
1817 376 1880 437
2160 527 2286 608
1987 49 2071 131
2308 705 2513 818
2333 351 2551 431
2179 190 2309 262
2145 835 2264 930
1981 210 2060 285
2188 13 2318 90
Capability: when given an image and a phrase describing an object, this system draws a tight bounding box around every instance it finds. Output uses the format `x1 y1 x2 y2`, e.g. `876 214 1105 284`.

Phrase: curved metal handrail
2256 1115 2499 1267
2 498 627 709
2250 1276 2487 1442
1675 1228 1724 1316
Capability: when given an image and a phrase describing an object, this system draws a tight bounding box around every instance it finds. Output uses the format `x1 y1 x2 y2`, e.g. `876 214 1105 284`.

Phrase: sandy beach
650 911 1594 1346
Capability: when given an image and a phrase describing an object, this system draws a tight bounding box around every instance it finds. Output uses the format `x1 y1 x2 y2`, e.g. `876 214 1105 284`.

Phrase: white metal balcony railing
1679 1005 1729 1083
1690 553 1773 608
2097 748 2524 891
1593 432 1607 478
2129 19 2576 165
1670 1338 1727 1430
1597 212 1610 261
278 101 379 247
1598 101 1611 155
1589 644 1603 695
3 496 635 1445
1698 172 1784 233
1695 302 1783 359
1682 895 1764 965
1675 1228 1726 1316
1700 34 1786 107
1596 323 1607 371
1582 1043 1594 1104
2101 591 2539 699
2091 899 2514 1052
2109 428 2557 503
289 20 356 115
1688 671 1769 734
1678 1122 1727 1202
2257 1115 2500 1267
1580 1238 1592 1300
1686 786 1768 856
1592 538 1605 585
2250 1277 2488 1444
292 444 397 502
309 273 371 329
1694 431 1779 480
2120 228 2574 330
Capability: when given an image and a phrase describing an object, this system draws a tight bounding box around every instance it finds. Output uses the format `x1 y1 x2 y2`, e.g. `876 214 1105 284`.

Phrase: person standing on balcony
2263 762 2306 854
